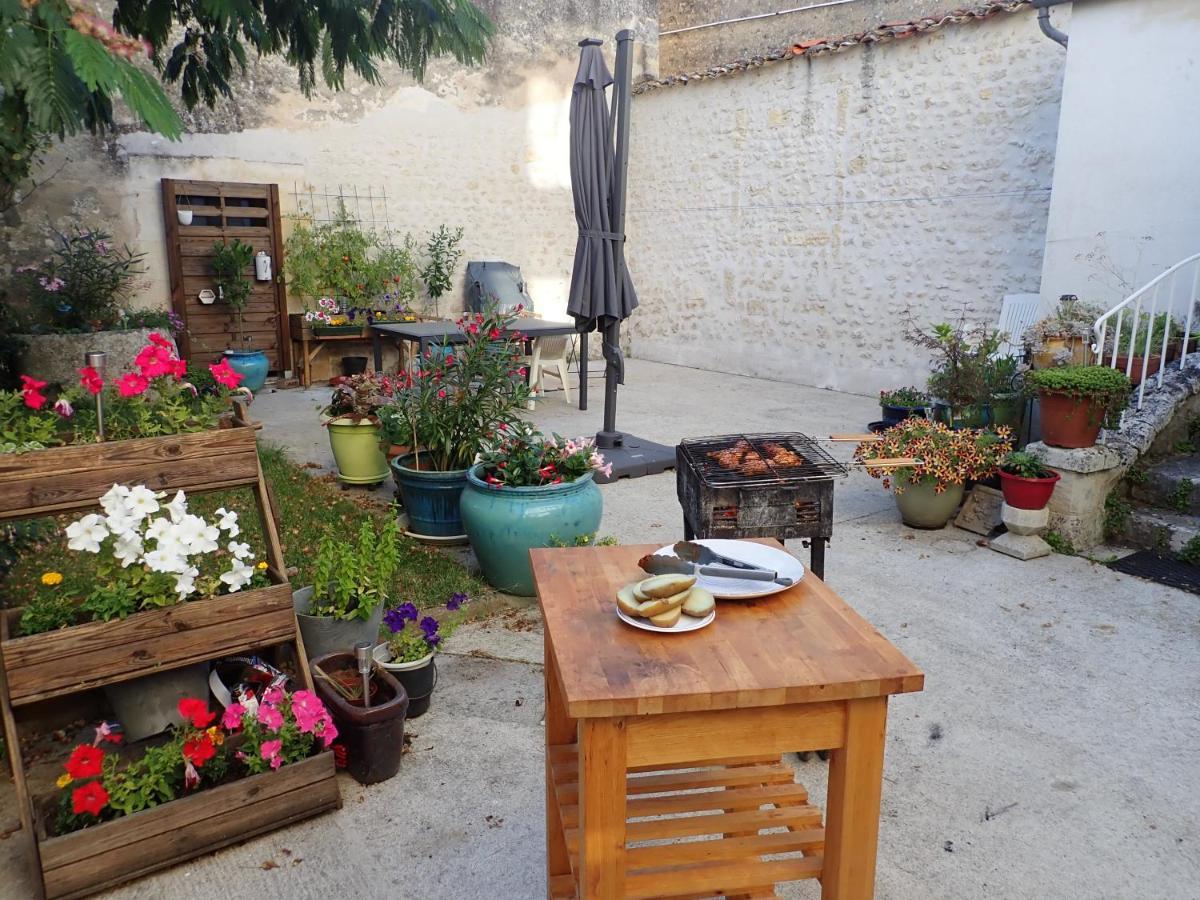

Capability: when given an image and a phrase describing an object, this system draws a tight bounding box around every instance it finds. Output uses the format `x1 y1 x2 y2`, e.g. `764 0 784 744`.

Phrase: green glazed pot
459 465 603 596
327 418 388 484
932 402 988 430
989 393 1024 431
893 479 965 529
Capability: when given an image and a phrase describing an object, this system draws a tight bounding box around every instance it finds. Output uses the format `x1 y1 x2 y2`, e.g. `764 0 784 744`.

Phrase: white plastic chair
995 293 1041 358
524 335 572 406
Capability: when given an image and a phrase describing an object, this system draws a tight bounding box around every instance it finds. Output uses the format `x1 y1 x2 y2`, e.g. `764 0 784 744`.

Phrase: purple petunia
419 615 440 637
384 602 420 633
446 592 469 611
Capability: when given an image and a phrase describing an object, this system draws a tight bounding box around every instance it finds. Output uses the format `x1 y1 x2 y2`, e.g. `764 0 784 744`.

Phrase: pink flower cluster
68 5 152 60
221 687 337 771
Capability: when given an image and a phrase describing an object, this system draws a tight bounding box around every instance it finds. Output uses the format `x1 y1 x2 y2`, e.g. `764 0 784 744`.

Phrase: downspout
1031 0 1070 48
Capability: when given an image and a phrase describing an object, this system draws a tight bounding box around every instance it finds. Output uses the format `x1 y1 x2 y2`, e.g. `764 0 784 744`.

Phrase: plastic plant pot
1036 390 1106 449
311 651 408 785
998 469 1061 510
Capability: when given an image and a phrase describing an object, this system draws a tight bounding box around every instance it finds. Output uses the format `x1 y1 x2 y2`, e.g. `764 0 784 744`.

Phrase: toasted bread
638 573 697 599
649 605 682 627
681 586 715 618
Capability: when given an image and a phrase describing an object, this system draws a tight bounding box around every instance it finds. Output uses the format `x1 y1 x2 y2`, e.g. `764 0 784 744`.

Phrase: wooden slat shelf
548 746 824 900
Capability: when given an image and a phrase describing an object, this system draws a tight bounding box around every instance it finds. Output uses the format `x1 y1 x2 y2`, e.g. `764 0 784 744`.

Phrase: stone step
1124 506 1200 555
1130 454 1200 514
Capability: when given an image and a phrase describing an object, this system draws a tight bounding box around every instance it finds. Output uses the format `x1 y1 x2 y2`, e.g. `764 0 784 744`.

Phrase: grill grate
679 433 848 487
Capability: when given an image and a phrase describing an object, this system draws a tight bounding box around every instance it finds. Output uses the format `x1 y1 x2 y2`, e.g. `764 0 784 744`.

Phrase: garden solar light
85 350 107 440
355 640 373 710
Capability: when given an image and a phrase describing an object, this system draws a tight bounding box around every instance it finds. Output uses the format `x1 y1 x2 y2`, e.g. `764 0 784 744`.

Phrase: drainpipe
1031 0 1070 48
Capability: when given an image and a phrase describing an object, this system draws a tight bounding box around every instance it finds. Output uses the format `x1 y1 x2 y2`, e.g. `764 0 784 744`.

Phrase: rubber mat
1109 550 1200 595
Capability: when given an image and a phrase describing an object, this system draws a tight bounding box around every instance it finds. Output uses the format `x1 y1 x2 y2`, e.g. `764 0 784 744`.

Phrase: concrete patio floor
3 359 1197 899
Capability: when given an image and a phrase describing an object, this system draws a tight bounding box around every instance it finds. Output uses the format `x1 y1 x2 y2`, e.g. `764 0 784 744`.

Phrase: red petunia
65 744 104 780
182 735 216 768
79 366 104 395
71 780 109 817
19 375 47 410
117 372 149 397
178 697 216 729
148 332 173 348
208 359 243 390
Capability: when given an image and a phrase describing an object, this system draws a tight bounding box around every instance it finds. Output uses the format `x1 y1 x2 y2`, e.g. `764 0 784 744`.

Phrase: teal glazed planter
460 465 603 596
223 349 269 392
391 454 470 537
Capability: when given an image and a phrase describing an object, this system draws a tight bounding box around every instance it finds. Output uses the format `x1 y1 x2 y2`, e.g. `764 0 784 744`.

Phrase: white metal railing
1092 252 1200 409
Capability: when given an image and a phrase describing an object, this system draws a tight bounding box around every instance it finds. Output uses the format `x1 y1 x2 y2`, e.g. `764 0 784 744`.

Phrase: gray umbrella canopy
566 39 638 333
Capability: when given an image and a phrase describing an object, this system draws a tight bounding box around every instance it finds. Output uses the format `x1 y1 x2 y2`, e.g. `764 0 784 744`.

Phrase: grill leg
809 537 826 581
683 517 695 541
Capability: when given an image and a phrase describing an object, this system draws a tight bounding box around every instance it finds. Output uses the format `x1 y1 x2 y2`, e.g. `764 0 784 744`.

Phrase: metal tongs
638 541 795 587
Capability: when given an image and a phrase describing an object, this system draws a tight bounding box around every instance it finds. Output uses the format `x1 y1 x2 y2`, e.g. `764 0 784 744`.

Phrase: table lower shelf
548 745 825 899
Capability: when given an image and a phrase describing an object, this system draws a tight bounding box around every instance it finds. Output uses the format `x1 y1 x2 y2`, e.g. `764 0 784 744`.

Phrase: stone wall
623 5 1064 394
1 1 658 326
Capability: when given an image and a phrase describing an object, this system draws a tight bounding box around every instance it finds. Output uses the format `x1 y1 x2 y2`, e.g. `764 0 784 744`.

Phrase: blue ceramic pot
390 454 470 537
460 465 603 596
223 349 269 392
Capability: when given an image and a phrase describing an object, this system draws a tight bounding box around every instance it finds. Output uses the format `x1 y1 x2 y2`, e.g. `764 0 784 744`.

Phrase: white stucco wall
1038 0 1200 312
624 8 1065 395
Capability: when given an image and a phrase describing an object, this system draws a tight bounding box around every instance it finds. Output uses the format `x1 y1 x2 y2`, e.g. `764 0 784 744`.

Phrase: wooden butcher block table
531 540 924 900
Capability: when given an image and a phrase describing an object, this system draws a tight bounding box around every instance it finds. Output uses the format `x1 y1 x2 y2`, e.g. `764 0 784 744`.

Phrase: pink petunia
257 702 284 731
79 366 104 395
20 375 48 410
209 359 243 389
117 373 149 397
260 739 283 770
262 686 285 706
148 332 172 348
221 702 245 731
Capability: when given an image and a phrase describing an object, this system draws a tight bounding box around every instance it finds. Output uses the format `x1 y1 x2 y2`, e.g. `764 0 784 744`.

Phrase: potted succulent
855 418 1012 529
293 517 399 659
211 239 268 391
906 317 1001 429
322 371 395 485
1026 296 1102 369
378 306 530 538
878 387 929 428
460 422 607 595
1026 365 1132 449
374 593 472 718
998 450 1061 510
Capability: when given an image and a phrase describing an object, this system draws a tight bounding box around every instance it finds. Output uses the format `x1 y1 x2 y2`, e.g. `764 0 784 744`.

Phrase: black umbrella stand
582 30 675 485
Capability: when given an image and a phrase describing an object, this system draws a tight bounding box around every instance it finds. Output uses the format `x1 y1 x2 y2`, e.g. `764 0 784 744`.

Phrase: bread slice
649 605 682 628
637 587 691 617
681 586 715 618
617 583 644 618
638 573 697 599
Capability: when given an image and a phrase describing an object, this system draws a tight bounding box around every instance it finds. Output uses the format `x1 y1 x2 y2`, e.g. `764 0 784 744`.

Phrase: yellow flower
41 572 63 587
256 561 269 570
56 773 73 789
206 726 224 746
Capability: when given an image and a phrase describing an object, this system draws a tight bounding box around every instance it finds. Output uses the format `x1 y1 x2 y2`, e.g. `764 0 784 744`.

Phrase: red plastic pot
1037 390 1106 449
998 469 1061 510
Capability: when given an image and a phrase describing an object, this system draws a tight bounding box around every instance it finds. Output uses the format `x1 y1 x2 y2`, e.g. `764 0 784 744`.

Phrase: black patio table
369 318 588 404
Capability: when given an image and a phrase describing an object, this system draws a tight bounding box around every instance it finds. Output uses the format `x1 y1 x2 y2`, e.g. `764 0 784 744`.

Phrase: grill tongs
637 541 796 587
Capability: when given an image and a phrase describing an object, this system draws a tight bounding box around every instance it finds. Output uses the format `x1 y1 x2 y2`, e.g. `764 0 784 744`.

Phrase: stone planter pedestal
991 503 1052 560
1026 441 1125 550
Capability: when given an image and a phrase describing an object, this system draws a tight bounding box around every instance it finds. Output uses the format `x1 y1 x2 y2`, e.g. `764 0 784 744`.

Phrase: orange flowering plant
854 418 1012 494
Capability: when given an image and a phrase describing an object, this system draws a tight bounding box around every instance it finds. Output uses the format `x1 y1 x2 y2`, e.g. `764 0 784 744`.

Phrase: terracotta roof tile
634 1 1031 94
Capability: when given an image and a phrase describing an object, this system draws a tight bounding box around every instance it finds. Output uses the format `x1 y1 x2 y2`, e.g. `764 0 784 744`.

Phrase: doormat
1108 550 1200 595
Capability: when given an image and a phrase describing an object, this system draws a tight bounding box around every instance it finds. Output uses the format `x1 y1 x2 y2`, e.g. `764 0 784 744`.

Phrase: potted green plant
373 592 471 718
419 225 464 317
293 517 400 659
985 355 1025 431
1026 296 1103 369
878 387 929 428
322 371 394 485
378 306 530 538
855 418 1012 529
1107 312 1182 385
906 317 1001 429
1026 365 1132 449
998 450 1060 510
460 423 607 595
211 238 267 391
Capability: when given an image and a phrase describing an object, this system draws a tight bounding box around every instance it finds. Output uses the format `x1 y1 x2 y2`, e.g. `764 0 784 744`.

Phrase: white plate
616 606 716 634
652 539 804 600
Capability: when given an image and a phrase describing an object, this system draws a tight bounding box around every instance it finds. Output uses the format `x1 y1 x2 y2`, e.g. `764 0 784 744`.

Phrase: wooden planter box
311 324 367 337
0 582 296 707
36 751 339 899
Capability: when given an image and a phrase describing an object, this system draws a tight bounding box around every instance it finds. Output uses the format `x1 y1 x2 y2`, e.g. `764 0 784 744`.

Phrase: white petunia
66 514 109 553
144 547 186 574
99 484 131 518
103 511 138 537
219 560 255 592
125 486 160 519
112 533 144 568
175 515 219 553
214 508 240 537
228 540 252 560
165 490 188 524
173 566 200 597
144 517 173 542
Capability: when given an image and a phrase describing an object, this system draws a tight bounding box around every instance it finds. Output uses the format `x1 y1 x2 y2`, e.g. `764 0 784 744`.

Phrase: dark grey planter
103 663 210 741
293 586 383 660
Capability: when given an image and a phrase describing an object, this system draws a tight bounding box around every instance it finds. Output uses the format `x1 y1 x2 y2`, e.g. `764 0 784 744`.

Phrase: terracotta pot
1113 355 1163 386
384 443 412 462
998 469 1060 510
1037 390 1106 449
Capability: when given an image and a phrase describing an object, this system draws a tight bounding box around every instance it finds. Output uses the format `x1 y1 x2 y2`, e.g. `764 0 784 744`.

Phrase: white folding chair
996 293 1042 358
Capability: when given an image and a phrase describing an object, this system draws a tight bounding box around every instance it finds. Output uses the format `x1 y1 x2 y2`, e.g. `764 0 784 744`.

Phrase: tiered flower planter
0 410 341 900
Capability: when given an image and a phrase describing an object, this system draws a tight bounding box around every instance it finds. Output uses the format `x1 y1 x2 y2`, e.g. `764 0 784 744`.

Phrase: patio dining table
369 318 588 403
531 540 924 899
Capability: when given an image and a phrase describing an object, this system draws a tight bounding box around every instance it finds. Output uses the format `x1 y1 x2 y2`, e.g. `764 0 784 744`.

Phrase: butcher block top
531 540 924 719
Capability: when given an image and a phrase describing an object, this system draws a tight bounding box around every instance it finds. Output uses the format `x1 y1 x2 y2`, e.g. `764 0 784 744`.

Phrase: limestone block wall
624 7 1064 395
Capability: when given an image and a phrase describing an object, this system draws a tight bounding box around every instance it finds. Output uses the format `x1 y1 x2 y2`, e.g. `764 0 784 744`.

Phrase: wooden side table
532 542 924 900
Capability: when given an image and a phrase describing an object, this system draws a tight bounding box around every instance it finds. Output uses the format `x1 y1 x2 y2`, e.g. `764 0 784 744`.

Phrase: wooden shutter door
161 179 291 372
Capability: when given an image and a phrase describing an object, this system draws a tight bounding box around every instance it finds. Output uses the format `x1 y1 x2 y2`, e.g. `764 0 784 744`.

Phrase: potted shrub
855 418 1012 529
985 355 1026 431
998 450 1060 510
293 517 399 659
878 387 929 428
211 238 268 392
1026 295 1103 369
374 592 471 718
460 423 607 595
322 371 394 485
906 317 1001 429
378 306 530 538
1026 365 1132 449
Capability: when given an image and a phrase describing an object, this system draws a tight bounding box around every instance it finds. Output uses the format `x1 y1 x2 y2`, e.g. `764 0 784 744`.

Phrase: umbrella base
593 432 675 484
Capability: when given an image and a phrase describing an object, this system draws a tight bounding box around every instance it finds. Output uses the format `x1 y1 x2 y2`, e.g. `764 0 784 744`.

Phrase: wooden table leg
545 635 574 898
301 332 311 388
578 717 628 900
822 696 888 900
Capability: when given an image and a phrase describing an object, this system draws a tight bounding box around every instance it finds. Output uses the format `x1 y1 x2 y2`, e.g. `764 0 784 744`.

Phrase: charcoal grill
676 432 848 580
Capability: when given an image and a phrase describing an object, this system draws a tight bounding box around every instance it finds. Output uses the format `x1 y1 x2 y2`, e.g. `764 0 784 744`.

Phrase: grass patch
0 441 484 612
